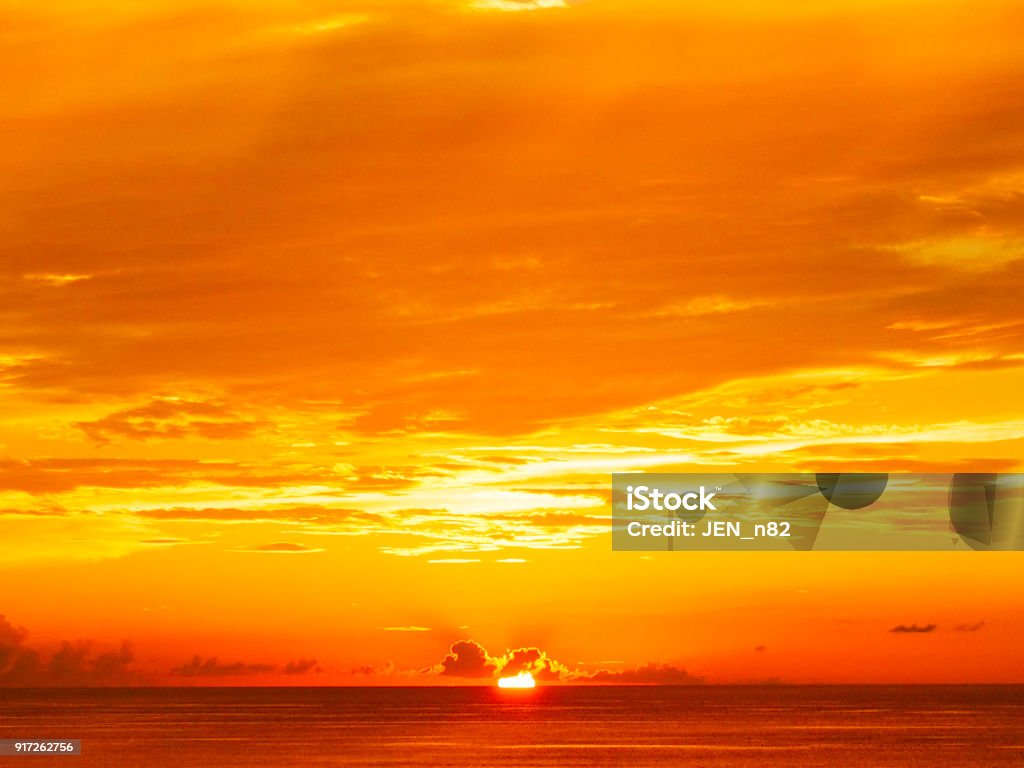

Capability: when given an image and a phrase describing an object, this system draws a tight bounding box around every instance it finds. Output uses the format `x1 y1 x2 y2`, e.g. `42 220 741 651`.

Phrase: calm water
1 686 1022 766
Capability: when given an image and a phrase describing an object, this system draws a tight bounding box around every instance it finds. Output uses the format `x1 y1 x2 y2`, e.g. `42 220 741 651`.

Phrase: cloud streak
889 623 938 634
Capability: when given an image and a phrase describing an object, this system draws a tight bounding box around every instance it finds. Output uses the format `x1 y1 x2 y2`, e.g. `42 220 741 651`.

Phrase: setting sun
497 672 536 689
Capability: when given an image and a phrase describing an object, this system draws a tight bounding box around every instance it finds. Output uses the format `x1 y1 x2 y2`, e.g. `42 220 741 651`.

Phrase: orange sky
1 0 1024 686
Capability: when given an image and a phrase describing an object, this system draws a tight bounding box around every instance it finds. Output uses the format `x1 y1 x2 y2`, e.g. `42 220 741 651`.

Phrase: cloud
469 0 568 11
78 398 264 443
133 506 378 525
576 663 703 685
236 542 326 554
0 458 342 495
283 658 321 675
496 646 570 681
432 640 565 680
6 0 1024 445
0 614 142 687
881 235 1024 272
0 458 210 494
889 623 938 634
436 640 499 678
340 465 449 491
23 273 92 286
1 0 1024 579
381 626 431 632
0 616 30 673
953 621 985 632
351 661 398 677
431 640 700 685
170 655 276 677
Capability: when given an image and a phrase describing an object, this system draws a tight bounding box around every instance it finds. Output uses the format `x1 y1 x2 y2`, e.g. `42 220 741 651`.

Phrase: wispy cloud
381 626 432 632
235 543 325 554
468 0 568 12
953 621 986 632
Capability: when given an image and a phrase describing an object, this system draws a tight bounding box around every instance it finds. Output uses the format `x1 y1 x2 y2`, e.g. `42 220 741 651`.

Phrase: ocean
1 686 1022 766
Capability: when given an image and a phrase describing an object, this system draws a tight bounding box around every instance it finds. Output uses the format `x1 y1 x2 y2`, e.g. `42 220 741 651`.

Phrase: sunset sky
2 0 1024 686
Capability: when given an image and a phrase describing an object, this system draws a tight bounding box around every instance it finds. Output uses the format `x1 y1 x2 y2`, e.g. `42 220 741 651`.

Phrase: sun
497 671 536 689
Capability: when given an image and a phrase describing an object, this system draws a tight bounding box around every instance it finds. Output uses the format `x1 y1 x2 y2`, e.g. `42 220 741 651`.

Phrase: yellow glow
497 672 536 689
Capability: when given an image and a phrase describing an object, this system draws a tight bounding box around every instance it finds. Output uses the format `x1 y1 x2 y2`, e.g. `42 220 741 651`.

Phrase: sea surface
1 686 1022 767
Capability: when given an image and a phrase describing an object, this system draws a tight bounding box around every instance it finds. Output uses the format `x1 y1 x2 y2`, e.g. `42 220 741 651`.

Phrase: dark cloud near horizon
170 654 322 677
0 614 141 687
890 623 938 634
434 640 568 680
578 662 704 685
284 658 321 675
171 655 276 677
352 661 397 676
